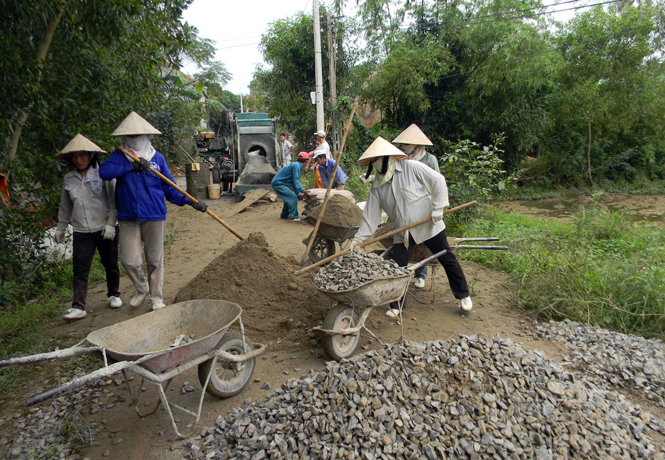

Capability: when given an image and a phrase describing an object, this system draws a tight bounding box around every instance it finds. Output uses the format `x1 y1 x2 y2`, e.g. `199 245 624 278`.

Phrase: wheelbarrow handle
0 346 101 369
119 147 244 241
409 249 448 272
25 360 134 406
216 342 266 363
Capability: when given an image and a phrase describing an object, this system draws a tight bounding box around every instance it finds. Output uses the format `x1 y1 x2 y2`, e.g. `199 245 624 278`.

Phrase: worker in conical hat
100 112 207 312
350 137 472 315
55 134 122 320
393 124 440 289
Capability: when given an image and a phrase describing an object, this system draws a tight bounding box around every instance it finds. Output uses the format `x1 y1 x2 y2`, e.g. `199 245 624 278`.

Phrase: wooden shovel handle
120 147 244 241
294 200 477 275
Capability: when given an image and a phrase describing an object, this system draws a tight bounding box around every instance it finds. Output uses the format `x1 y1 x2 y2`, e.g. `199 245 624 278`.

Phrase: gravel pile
536 319 665 407
314 251 409 291
187 335 665 460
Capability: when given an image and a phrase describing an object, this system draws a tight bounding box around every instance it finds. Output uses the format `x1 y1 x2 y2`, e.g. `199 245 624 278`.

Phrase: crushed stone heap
187 335 663 459
314 250 409 292
175 233 330 342
307 195 363 228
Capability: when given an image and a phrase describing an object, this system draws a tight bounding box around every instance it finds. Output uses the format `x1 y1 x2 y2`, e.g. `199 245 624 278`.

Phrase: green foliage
463 209 665 338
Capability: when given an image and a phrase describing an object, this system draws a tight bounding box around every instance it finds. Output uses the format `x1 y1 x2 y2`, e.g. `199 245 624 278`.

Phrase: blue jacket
99 149 190 221
271 161 305 195
319 158 348 188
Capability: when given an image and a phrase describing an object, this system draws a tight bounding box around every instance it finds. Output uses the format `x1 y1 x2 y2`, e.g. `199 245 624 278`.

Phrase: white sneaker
63 308 86 320
413 278 426 289
460 296 473 312
108 296 122 309
130 291 148 308
151 301 166 311
385 309 400 319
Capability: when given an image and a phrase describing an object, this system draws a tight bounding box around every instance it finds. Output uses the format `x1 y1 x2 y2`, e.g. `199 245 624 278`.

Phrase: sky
180 0 583 96
180 0 314 95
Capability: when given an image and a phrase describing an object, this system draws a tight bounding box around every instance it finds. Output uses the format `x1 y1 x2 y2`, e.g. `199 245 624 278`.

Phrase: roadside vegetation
461 208 665 339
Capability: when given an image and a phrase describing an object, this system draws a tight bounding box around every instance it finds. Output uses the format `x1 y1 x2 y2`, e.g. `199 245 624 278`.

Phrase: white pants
118 220 166 305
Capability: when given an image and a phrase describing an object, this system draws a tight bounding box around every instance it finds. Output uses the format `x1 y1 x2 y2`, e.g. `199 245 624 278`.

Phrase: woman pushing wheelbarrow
348 137 473 317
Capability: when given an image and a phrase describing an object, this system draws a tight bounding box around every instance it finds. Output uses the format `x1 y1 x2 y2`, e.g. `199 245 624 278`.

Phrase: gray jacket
57 170 117 233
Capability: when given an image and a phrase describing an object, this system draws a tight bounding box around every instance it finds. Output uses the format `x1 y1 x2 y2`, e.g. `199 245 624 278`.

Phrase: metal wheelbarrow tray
0 299 265 438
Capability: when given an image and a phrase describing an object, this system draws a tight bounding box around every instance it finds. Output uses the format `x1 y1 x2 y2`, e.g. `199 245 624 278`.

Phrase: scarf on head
83 163 103 194
407 146 427 162
122 135 156 163
371 156 398 189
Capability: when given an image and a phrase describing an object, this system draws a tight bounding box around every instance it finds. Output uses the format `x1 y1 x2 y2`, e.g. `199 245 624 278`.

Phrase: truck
195 110 283 194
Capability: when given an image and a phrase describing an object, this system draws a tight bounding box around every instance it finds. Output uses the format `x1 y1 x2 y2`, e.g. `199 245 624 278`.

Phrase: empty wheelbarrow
0 299 265 438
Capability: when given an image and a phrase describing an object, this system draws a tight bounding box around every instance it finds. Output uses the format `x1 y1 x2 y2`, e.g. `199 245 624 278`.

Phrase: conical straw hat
357 137 408 166
56 134 106 159
392 124 432 146
111 111 162 136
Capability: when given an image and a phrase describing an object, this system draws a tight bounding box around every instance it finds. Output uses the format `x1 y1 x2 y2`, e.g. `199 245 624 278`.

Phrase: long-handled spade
294 200 477 276
119 147 244 241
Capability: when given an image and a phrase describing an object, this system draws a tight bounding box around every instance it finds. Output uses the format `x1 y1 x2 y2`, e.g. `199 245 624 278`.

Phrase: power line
398 0 623 28
217 42 261 51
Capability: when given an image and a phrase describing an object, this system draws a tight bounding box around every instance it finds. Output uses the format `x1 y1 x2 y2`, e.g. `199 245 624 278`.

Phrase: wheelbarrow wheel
309 237 335 264
198 332 255 398
321 304 360 361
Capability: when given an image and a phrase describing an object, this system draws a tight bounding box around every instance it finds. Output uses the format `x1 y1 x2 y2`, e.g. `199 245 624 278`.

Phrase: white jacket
355 160 448 246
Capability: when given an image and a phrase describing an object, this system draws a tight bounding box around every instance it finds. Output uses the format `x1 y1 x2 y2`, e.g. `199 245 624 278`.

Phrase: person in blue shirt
313 152 348 190
99 112 207 311
271 151 309 221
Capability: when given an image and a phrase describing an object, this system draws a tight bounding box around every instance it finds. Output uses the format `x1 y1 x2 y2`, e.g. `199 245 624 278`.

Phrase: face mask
403 144 416 154
123 135 151 152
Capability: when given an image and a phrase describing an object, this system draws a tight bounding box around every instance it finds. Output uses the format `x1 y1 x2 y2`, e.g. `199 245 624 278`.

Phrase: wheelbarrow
0 299 265 438
314 249 447 361
303 216 359 263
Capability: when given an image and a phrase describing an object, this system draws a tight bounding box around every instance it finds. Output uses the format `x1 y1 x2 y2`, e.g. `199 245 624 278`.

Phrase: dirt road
1 195 570 459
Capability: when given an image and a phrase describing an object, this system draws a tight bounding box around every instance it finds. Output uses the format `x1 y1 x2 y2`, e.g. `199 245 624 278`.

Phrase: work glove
188 200 208 212
431 209 444 223
359 174 374 185
101 225 116 240
55 230 66 244
130 157 151 171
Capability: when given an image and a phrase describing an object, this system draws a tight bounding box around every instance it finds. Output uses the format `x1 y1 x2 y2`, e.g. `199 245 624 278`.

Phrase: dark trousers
72 230 121 309
390 229 469 309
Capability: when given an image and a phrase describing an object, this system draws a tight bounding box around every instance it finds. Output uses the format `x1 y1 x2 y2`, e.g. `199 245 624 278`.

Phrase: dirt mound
175 233 331 344
308 195 363 228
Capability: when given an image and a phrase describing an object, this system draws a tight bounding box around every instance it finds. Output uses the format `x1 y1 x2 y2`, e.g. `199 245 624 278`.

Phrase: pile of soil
308 195 363 228
175 233 331 344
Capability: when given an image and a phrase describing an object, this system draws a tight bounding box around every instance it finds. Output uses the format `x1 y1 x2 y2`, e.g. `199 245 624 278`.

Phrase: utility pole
313 0 324 135
327 12 338 154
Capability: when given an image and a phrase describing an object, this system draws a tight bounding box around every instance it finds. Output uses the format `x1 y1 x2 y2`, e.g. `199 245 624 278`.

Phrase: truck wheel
321 305 360 361
309 238 335 263
212 167 221 184
198 332 255 398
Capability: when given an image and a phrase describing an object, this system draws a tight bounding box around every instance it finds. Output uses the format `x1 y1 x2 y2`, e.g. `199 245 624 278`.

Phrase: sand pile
308 195 363 228
175 233 331 343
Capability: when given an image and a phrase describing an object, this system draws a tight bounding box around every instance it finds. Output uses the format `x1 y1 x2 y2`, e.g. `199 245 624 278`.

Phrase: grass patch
0 256 106 393
460 207 665 338
501 180 665 201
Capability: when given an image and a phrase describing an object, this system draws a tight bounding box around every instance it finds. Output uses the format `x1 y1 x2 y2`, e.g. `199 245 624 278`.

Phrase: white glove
55 230 66 244
349 239 362 251
431 209 443 223
359 174 375 185
102 225 116 240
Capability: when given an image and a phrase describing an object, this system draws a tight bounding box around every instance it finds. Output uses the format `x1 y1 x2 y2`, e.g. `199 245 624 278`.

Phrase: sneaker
385 308 401 319
413 278 426 289
460 296 473 312
108 296 122 309
63 308 86 320
151 301 166 311
289 218 300 222
130 291 148 308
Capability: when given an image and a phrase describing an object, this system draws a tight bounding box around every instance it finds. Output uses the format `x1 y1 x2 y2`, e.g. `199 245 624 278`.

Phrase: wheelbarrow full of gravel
314 249 448 361
0 299 265 438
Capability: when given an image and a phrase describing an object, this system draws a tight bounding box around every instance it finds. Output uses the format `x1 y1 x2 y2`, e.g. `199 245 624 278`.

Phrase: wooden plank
220 189 269 218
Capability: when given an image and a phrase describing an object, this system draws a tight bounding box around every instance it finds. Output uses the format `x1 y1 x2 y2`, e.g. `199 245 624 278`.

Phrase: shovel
300 98 359 266
120 147 244 241
294 200 477 275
